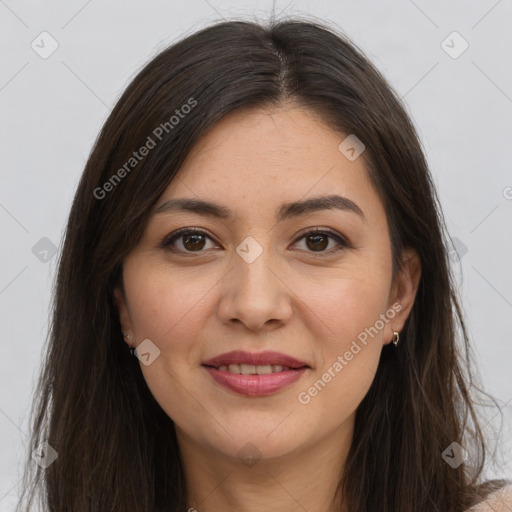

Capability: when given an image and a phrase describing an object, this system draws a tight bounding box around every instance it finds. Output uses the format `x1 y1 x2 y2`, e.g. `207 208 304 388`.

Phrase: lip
202 350 309 369
201 350 310 397
203 366 309 396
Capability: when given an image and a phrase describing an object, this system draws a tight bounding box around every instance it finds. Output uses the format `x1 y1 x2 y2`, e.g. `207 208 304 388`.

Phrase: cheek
306 268 391 353
293 267 390 413
122 260 219 430
124 259 218 351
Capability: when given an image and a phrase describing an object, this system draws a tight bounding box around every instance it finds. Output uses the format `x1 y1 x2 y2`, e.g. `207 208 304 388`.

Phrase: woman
16 17 511 512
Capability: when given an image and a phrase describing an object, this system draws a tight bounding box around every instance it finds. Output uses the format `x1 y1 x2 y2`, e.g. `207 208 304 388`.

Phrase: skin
114 102 421 512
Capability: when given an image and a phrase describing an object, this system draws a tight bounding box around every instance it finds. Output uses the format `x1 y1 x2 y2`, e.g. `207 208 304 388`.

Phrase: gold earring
392 331 400 347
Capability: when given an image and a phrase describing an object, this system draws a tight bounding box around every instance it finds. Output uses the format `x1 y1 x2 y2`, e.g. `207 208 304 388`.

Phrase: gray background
1 0 511 508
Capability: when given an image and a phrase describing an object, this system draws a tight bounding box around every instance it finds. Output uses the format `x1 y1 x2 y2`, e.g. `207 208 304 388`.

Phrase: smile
201 350 311 396
211 363 297 374
202 365 309 396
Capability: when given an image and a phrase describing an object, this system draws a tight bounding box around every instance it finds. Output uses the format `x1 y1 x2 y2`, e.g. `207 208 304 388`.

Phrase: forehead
157 104 382 222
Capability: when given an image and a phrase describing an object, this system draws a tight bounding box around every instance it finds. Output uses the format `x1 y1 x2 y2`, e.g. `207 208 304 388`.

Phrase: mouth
201 351 311 396
203 363 308 375
202 350 310 370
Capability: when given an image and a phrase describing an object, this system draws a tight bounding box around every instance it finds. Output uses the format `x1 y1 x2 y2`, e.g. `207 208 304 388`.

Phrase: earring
123 332 137 357
392 331 400 347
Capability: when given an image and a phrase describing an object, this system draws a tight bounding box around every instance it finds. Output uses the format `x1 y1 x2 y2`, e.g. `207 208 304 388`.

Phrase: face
114 103 420 464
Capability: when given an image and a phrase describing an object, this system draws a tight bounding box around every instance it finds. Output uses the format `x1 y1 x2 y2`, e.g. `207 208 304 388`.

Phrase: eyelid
293 227 349 247
289 227 350 257
159 227 219 251
160 226 350 255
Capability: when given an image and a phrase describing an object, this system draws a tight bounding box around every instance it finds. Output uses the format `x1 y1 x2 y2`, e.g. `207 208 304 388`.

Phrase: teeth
252 364 272 374
217 364 292 375
240 364 256 375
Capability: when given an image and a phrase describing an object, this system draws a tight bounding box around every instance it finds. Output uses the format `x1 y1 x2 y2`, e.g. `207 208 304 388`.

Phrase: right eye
160 228 220 253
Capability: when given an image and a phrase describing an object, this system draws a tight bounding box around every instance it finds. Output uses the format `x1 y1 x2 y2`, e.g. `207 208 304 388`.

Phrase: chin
209 420 309 461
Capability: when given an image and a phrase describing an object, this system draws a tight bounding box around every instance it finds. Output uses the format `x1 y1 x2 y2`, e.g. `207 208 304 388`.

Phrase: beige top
466 484 512 511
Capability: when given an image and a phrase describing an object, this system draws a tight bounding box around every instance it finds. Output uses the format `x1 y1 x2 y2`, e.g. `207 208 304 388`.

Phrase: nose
217 248 293 333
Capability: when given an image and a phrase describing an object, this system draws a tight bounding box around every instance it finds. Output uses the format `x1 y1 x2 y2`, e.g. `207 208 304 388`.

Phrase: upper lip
202 350 310 369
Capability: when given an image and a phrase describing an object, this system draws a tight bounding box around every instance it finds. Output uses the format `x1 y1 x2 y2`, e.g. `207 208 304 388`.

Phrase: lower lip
203 366 308 396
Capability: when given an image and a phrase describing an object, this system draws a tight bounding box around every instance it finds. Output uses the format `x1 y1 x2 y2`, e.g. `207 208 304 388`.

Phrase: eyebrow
153 194 365 222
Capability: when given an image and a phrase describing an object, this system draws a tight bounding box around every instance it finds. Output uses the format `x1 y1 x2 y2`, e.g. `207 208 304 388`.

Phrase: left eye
160 228 348 255
293 229 348 254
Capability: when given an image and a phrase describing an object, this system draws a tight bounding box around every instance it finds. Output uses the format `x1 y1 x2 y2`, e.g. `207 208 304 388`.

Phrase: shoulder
465 482 512 512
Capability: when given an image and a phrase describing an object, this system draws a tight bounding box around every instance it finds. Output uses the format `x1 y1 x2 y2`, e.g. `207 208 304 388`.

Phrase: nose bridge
233 237 279 301
218 235 292 330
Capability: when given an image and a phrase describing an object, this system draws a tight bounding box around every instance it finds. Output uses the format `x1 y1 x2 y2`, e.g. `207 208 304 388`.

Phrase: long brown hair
16 16 508 512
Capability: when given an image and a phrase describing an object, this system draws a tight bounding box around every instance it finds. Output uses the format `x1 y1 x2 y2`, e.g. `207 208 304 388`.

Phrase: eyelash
159 227 349 257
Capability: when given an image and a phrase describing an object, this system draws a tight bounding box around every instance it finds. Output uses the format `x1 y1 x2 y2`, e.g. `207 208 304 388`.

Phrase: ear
113 286 133 347
384 247 422 345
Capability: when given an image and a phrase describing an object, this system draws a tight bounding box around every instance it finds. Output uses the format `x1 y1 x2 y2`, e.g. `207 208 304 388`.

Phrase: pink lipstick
202 350 310 397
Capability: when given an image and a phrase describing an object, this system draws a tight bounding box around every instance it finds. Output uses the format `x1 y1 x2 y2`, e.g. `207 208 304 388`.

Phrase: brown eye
305 233 329 251
161 228 217 253
293 229 348 255
181 233 206 251
160 227 348 256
